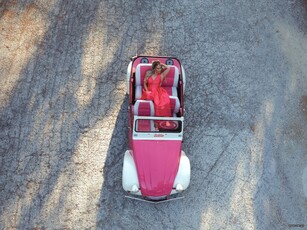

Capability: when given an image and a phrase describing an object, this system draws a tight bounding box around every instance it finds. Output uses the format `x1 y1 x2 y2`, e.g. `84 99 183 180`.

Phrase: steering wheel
158 121 178 130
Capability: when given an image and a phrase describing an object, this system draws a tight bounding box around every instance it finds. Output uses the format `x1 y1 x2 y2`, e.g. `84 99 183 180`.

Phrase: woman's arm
143 70 151 91
161 63 170 81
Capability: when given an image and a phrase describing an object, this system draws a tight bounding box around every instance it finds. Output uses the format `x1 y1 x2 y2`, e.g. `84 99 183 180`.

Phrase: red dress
141 74 171 117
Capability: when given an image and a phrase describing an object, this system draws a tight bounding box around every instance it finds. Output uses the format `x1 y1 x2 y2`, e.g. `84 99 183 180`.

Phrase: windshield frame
133 116 184 141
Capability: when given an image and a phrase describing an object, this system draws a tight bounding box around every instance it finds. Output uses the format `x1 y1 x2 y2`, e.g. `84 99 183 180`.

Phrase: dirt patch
300 95 307 119
284 122 304 141
250 123 256 133
301 0 307 12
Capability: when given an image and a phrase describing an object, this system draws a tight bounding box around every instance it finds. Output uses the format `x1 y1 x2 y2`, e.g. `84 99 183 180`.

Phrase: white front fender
122 150 140 194
173 150 190 190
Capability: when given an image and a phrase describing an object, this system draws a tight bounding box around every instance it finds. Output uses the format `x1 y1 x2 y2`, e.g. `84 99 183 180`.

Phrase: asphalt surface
0 0 306 229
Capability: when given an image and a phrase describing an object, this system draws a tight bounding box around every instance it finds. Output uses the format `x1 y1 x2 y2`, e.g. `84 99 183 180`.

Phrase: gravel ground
0 0 306 229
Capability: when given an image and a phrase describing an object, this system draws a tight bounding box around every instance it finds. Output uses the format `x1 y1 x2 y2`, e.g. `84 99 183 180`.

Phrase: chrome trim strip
125 195 184 203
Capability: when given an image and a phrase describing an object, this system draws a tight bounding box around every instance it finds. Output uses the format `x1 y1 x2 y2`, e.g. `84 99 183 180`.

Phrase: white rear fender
122 150 140 194
173 150 190 190
181 65 186 94
126 61 132 95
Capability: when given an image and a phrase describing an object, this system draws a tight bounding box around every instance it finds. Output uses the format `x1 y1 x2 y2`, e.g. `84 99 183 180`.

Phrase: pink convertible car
122 55 190 202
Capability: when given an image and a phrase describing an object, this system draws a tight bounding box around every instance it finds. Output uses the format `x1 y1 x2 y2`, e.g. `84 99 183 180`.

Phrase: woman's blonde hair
151 60 161 72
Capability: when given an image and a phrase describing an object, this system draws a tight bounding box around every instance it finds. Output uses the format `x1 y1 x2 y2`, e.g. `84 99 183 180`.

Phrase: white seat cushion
134 100 155 116
169 96 180 116
134 100 155 131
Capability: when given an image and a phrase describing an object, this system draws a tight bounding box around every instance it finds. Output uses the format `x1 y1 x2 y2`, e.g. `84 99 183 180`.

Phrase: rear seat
169 96 180 117
134 100 155 131
135 63 179 100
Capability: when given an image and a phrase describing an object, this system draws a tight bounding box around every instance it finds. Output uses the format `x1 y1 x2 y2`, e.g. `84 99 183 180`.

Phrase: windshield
134 118 182 133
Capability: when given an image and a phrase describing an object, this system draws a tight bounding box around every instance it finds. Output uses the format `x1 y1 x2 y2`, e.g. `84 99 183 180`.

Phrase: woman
141 60 171 117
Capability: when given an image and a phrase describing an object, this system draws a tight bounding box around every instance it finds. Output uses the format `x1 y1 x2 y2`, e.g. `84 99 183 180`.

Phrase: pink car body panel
133 140 182 196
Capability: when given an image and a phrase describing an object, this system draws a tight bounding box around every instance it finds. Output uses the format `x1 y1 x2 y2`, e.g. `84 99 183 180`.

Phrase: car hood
133 140 181 197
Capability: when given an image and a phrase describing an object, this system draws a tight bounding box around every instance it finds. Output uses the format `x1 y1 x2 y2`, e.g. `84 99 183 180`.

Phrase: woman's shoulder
145 70 152 76
144 71 152 80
